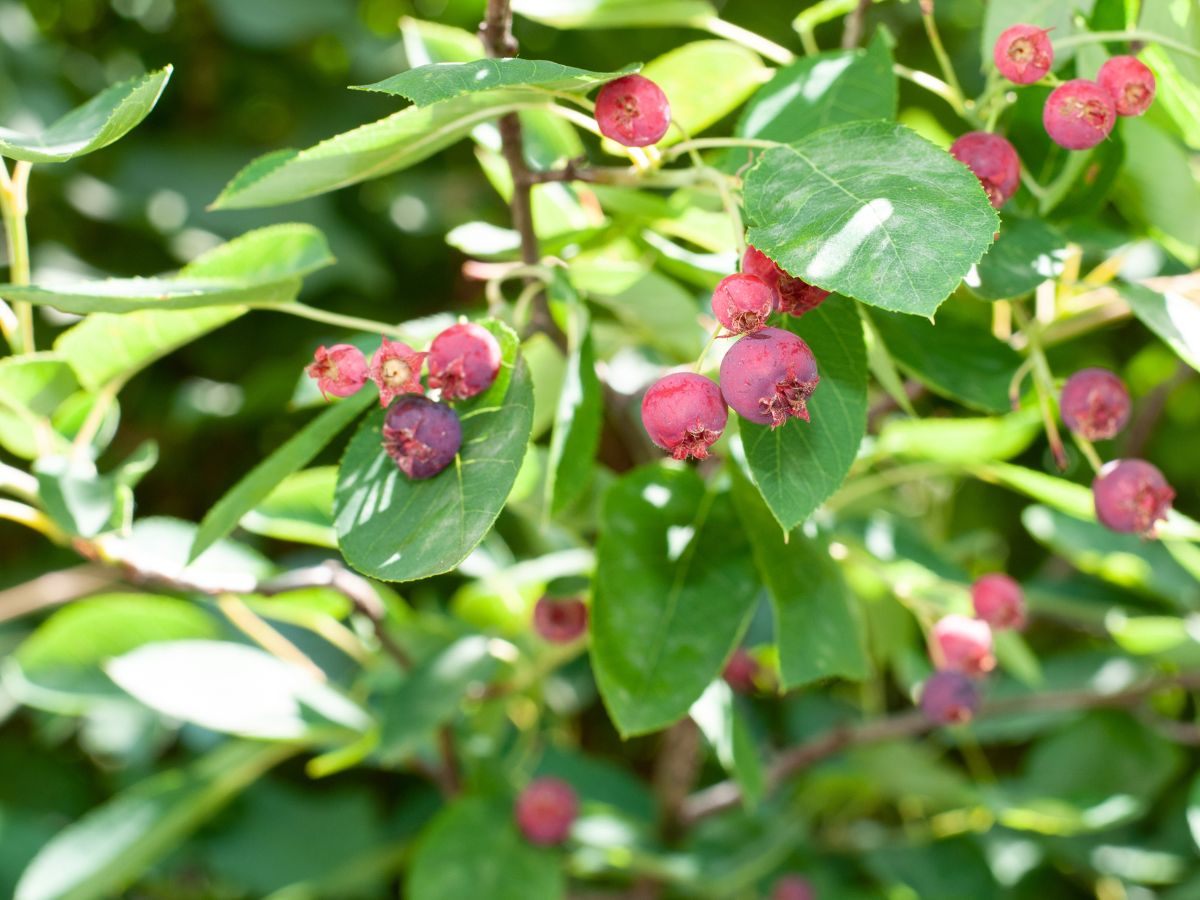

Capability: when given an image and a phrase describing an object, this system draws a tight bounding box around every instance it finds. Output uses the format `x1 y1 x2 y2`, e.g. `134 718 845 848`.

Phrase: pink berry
932 614 995 677
594 74 671 148
306 344 368 400
1097 55 1156 116
427 323 501 401
971 574 1026 630
740 245 828 317
993 24 1054 84
719 327 820 428
712 273 775 335
920 670 982 725
722 648 759 695
533 596 588 643
949 132 1021 208
771 875 817 900
514 777 578 846
1060 367 1131 441
1043 80 1116 150
640 372 728 461
1093 459 1175 537
369 338 427 408
382 395 462 480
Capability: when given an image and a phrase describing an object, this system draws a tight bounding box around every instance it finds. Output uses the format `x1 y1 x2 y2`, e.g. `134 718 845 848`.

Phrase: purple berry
427 323 501 401
641 372 728 461
1060 367 1131 441
932 614 995 677
920 670 982 725
719 327 820 428
306 344 368 400
369 338 427 408
771 875 817 900
1097 55 1156 117
1043 80 1116 150
993 24 1054 84
722 648 759 695
740 245 828 317
949 132 1021 208
1093 459 1175 537
382 395 462 480
712 273 775 335
515 777 578 846
972 574 1026 631
594 74 671 148
533 596 588 643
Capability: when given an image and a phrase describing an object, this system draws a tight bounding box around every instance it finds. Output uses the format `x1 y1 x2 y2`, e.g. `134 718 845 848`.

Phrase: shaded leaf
355 59 637 105
512 0 715 29
964 216 1068 302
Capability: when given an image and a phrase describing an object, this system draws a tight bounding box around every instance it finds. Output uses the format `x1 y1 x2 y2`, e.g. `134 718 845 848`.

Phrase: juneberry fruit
1060 367 1131 441
993 24 1053 84
1097 55 1156 117
594 74 671 147
427 322 501 401
712 273 775 335
949 132 1021 208
306 344 368 400
369 338 427 408
1093 459 1176 537
932 614 995 677
641 372 728 461
740 245 828 317
515 777 579 846
920 670 982 725
771 875 817 900
1043 80 1116 150
722 648 760 695
719 327 820 428
382 395 462 480
972 574 1027 630
533 596 589 643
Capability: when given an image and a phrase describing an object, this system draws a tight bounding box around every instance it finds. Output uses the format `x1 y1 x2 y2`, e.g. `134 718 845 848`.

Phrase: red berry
712 273 775 335
920 670 982 725
949 132 1021 208
719 327 820 428
640 372 728 461
971 574 1026 630
306 344 368 400
533 596 588 643
369 338 427 408
722 648 759 694
594 74 671 147
993 24 1054 84
1043 80 1116 150
515 777 578 846
932 614 995 677
771 875 817 900
740 245 828 317
382 395 462 480
1093 459 1175 537
1097 55 1156 116
427 323 501 401
1060 367 1131 441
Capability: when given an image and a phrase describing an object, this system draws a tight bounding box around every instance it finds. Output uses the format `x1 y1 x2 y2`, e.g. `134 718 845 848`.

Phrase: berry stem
1072 432 1104 472
694 325 722 373
698 15 796 65
661 137 782 161
892 64 978 125
1012 303 1068 470
0 158 34 354
921 6 968 117
1053 30 1200 61
283 303 409 338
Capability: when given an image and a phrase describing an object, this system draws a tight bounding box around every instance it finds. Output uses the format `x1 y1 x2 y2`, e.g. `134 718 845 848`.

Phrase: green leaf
972 462 1094 520
877 407 1041 463
592 465 758 737
1120 282 1200 373
738 300 867 531
354 59 637 105
689 680 764 808
334 321 532 582
0 277 301 316
33 456 118 538
512 0 715 29
0 67 172 163
964 216 1067 301
1113 118 1200 265
743 122 998 317
239 466 338 548
0 353 79 459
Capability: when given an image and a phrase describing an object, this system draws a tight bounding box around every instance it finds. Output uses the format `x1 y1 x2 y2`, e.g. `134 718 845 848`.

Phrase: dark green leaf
965 216 1068 301
1120 282 1200 373
355 59 637 105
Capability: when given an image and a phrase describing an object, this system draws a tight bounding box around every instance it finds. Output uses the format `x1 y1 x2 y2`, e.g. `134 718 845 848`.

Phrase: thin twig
652 719 702 842
841 0 873 49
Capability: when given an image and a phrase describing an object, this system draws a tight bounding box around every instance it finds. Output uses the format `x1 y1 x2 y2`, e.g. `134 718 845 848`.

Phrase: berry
711 273 775 335
594 74 671 147
740 245 829 317
920 670 982 725
382 395 462 480
722 648 759 694
932 614 995 677
971 574 1026 630
1097 55 1156 116
1060 367 1131 441
771 875 817 900
514 777 579 846
369 338 427 408
533 596 588 643
1093 459 1175 537
1043 80 1116 150
641 372 728 461
719 327 820 428
306 344 368 400
427 323 501 401
949 132 1021 208
993 24 1053 84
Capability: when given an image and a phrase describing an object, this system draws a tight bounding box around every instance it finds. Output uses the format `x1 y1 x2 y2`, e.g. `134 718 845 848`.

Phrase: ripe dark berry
427 323 501 401
722 648 759 694
514 777 578 846
533 596 588 643
1093 459 1175 537
920 670 982 725
641 372 728 461
771 875 817 900
712 273 775 335
949 132 1021 208
740 245 828 317
972 574 1026 630
1043 80 1116 150
719 327 820 428
1060 367 1131 441
1097 55 1156 117
993 24 1053 84
594 74 671 147
932 614 995 677
306 344 368 400
382 395 462 480
369 338 427 408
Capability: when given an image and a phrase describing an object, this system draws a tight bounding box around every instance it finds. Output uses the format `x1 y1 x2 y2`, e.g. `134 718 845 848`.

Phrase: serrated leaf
964 216 1068 302
355 59 637 105
240 466 338 548
743 122 998 316
1120 282 1200 373
512 0 715 29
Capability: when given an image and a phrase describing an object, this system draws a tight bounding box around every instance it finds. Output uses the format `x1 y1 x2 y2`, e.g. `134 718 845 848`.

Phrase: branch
841 0 873 49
